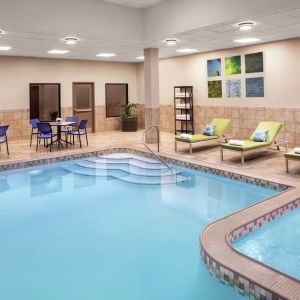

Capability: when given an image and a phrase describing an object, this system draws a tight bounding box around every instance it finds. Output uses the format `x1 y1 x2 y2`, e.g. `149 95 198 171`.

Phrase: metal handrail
142 126 175 178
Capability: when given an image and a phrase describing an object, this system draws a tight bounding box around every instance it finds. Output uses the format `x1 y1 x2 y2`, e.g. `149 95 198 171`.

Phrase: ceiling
101 0 164 8
0 0 300 62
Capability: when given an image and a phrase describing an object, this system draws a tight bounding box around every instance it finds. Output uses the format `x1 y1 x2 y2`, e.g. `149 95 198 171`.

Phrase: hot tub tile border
201 198 300 300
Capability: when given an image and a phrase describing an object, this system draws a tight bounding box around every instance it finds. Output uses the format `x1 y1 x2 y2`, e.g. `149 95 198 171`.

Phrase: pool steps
63 153 190 185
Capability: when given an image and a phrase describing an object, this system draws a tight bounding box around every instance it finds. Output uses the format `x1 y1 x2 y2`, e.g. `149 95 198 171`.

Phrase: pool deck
1 130 300 300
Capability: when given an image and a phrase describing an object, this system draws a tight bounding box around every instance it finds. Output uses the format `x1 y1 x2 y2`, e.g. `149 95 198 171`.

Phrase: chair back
210 118 231 137
66 116 78 123
78 120 88 130
30 118 40 129
250 122 282 143
0 125 9 137
37 122 52 134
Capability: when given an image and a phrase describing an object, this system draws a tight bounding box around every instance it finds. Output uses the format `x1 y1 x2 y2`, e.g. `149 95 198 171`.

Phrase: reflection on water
0 176 9 193
29 168 67 197
73 173 96 190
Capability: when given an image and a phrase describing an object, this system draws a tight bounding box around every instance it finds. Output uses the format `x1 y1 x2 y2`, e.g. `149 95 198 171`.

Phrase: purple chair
30 118 40 146
36 122 56 152
0 125 9 155
61 116 78 140
68 120 88 148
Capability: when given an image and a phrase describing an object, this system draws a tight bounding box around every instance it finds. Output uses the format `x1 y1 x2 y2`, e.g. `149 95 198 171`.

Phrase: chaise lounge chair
220 121 285 164
284 150 300 173
175 118 231 153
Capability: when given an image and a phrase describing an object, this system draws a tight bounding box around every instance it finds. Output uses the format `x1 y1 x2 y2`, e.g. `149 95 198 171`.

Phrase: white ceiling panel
0 1 300 62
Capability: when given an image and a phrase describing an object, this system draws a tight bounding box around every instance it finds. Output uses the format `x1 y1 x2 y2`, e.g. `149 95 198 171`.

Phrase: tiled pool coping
0 146 299 299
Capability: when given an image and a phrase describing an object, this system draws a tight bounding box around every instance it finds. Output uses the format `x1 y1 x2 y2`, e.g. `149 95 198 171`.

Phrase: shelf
174 86 194 135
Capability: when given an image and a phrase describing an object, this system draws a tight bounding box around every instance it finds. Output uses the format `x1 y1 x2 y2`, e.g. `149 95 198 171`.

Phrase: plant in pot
121 102 138 132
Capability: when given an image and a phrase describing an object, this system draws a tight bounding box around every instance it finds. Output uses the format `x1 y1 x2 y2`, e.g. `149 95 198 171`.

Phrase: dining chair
36 122 56 152
61 116 79 141
68 120 88 148
29 118 40 146
0 125 9 155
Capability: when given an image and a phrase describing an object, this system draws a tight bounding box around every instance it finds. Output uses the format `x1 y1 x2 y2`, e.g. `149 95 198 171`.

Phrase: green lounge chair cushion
222 121 282 151
250 121 282 143
175 134 218 143
175 118 231 143
285 152 300 160
210 118 231 137
222 140 272 151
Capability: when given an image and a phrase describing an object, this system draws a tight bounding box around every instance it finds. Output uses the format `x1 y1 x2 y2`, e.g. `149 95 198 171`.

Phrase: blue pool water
0 153 278 300
233 208 300 280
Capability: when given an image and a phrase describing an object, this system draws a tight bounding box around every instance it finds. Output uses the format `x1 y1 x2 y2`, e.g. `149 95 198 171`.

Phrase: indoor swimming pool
0 153 278 300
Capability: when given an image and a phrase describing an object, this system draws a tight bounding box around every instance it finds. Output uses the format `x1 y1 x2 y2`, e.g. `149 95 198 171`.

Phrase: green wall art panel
245 52 264 73
246 77 264 97
226 79 241 98
207 58 221 77
208 80 222 98
225 55 241 75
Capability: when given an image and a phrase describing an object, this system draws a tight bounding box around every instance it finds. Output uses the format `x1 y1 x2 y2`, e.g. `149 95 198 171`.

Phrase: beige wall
0 56 138 110
138 38 300 108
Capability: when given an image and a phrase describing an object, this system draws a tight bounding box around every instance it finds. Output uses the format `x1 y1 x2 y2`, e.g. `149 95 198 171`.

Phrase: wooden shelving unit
174 86 194 135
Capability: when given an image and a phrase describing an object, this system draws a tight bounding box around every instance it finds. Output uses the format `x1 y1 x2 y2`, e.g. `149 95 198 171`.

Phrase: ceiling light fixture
63 37 79 45
164 38 179 46
234 37 261 44
136 56 144 60
0 29 5 36
238 21 255 31
96 53 116 57
176 48 198 54
48 49 69 54
0 46 11 51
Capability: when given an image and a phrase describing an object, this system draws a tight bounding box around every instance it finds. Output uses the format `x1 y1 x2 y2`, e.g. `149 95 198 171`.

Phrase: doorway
29 83 61 121
73 83 95 132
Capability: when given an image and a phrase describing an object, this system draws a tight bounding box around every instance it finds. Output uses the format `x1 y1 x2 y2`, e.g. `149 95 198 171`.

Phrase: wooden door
73 83 95 132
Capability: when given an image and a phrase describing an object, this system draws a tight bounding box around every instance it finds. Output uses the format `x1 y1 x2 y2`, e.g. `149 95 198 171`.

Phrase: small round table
48 121 77 149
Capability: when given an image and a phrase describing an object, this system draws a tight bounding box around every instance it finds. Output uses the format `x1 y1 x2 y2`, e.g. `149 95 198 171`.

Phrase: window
105 83 128 117
29 83 61 120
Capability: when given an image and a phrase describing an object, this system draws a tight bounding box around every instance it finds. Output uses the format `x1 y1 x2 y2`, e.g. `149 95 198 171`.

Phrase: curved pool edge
200 187 300 300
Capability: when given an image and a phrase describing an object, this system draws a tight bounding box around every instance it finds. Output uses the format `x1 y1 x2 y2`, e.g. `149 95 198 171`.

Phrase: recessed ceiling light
48 50 69 54
238 22 255 31
0 29 5 36
234 38 261 44
136 56 144 60
164 38 179 46
176 48 198 53
63 37 79 45
96 53 116 57
0 46 11 51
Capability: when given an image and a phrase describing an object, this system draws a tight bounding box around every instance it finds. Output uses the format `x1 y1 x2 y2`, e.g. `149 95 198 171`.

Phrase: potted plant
122 102 138 132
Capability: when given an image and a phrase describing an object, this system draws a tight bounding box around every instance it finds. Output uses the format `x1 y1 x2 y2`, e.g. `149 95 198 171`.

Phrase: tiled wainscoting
159 105 300 147
2 105 300 147
0 105 146 140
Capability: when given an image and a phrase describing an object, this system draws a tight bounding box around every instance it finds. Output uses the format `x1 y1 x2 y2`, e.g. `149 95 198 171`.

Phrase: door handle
74 108 92 113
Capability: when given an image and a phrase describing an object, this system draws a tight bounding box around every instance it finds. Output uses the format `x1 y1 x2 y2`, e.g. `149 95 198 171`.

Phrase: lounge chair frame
220 139 288 164
175 135 232 154
285 153 300 173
